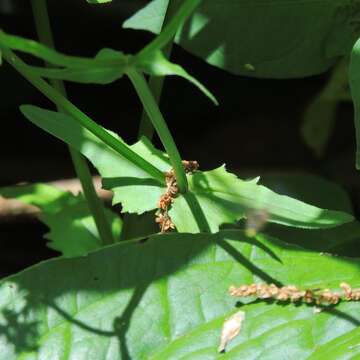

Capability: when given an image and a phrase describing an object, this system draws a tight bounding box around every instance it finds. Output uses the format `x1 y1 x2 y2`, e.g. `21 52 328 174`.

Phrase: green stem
127 68 188 193
137 0 180 140
1 48 165 184
31 0 114 245
138 0 201 58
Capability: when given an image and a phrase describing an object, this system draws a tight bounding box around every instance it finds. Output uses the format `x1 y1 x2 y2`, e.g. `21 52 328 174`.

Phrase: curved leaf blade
124 0 358 78
18 106 353 231
1 230 360 358
19 105 170 213
135 50 218 105
350 38 360 169
170 166 353 233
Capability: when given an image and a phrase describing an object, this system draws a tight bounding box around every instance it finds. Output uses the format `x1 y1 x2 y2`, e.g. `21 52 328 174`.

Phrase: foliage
0 0 359 358
0 184 121 257
0 231 360 359
124 0 359 78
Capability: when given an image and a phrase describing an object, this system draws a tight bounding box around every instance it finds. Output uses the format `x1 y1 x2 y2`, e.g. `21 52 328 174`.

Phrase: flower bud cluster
155 160 199 232
229 282 360 305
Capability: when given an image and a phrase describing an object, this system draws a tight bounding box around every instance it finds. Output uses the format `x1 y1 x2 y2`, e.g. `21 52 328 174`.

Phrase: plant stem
137 0 181 140
31 0 115 245
138 0 201 59
127 68 188 193
1 48 164 181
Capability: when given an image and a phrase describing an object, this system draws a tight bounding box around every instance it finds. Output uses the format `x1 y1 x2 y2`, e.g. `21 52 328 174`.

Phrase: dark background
0 0 357 276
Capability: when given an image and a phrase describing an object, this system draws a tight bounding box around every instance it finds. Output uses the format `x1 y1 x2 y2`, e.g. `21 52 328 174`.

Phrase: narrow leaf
169 166 353 233
350 37 360 169
20 104 164 184
135 50 218 105
21 48 127 84
19 105 170 213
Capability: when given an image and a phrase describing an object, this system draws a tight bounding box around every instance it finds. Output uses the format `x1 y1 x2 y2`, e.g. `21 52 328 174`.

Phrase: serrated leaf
135 50 218 105
169 166 353 233
124 0 358 78
1 230 360 358
0 183 121 257
19 105 170 214
19 105 353 232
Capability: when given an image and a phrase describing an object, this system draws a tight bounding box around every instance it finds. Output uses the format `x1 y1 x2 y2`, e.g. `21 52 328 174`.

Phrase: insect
245 209 269 237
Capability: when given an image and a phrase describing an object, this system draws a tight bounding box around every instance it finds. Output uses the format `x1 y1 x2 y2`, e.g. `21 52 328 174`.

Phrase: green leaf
169 166 353 233
19 105 170 213
1 230 360 358
135 50 218 105
0 183 122 257
308 327 360 360
301 58 350 157
87 0 111 3
19 105 353 231
24 49 127 85
20 104 165 184
259 174 360 255
350 38 360 169
0 31 128 84
124 0 169 34
120 212 159 241
260 173 353 214
0 31 112 68
124 0 358 78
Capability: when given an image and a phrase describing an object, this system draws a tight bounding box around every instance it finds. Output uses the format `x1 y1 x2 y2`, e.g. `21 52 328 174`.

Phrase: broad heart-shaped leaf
0 183 122 257
21 105 353 232
124 0 358 78
169 166 353 233
1 230 360 359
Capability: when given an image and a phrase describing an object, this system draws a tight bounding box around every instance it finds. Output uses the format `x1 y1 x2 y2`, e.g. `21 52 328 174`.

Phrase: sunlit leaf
169 166 353 233
20 105 353 233
20 105 170 214
0 230 360 358
0 183 121 257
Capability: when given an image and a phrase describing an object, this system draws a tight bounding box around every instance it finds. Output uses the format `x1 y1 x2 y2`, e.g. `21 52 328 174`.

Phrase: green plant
0 0 360 358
